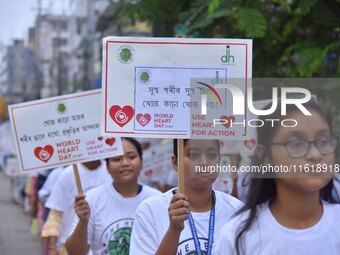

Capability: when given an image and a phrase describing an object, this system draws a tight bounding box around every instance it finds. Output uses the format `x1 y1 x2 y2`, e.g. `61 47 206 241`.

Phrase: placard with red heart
220 115 235 129
109 105 134 127
34 145 54 163
136 113 151 127
105 138 116 146
243 139 256 150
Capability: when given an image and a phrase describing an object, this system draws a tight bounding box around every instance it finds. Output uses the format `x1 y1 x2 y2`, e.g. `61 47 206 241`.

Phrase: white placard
102 37 252 139
5 156 20 177
139 142 174 184
9 90 123 173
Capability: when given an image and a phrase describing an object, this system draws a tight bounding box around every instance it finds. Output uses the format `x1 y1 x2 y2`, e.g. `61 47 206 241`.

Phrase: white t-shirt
129 188 243 255
38 166 64 204
46 162 111 245
213 201 340 255
71 183 161 255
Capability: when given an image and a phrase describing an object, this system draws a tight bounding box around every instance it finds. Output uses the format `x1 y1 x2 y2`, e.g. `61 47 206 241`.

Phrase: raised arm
64 194 90 255
155 193 189 255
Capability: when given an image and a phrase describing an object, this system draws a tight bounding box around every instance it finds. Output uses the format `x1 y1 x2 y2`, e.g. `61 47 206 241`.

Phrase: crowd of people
1 98 340 255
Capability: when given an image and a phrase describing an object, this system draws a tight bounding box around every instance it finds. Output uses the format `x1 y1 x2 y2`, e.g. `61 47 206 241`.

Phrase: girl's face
182 139 220 189
107 140 142 184
267 110 335 193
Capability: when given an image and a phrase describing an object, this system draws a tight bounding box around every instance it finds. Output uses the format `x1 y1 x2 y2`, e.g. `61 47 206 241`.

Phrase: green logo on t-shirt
101 218 134 255
108 227 131 255
177 237 208 255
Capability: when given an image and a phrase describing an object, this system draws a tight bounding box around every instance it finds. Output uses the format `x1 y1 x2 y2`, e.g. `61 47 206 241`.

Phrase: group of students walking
42 99 339 255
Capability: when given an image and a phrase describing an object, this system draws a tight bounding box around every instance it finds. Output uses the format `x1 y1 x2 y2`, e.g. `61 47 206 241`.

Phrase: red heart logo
145 169 153 177
109 105 134 127
105 138 116 146
98 137 103 141
220 115 235 129
136 113 151 127
34 145 54 163
244 139 256 150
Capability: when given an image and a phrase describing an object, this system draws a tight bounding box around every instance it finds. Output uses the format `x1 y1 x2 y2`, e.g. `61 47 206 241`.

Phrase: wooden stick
175 34 185 194
177 139 185 194
72 164 83 194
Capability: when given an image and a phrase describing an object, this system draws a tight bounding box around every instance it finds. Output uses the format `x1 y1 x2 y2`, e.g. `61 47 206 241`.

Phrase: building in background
0 0 152 105
69 0 110 91
35 14 71 98
4 40 27 104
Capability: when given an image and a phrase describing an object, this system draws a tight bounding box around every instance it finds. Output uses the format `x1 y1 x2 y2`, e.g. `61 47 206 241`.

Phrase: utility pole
34 0 42 99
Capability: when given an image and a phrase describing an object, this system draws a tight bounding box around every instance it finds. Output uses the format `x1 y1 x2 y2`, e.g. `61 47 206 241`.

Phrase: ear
171 154 178 172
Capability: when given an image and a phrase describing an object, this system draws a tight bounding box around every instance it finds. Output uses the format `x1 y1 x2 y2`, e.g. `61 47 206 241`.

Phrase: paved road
0 171 41 255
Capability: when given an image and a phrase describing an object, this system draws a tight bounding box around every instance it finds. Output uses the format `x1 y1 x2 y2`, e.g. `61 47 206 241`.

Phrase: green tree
115 0 340 77
113 0 340 125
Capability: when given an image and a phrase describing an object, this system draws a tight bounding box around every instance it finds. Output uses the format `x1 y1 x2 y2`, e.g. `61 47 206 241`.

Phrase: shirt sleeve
41 209 63 238
129 202 160 255
212 223 236 255
45 171 70 212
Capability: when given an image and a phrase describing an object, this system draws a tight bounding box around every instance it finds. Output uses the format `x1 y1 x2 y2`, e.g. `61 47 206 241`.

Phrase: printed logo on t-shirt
100 218 134 255
177 237 208 255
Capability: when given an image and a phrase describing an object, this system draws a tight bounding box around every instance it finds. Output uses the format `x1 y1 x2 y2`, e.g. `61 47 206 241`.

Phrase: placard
9 90 123 172
102 37 252 139
139 142 174 185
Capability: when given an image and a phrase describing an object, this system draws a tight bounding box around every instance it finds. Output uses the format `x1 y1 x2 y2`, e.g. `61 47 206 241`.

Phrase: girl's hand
74 194 90 223
168 193 189 233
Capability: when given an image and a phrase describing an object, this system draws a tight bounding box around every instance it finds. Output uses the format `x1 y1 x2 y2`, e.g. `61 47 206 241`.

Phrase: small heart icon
244 139 256 150
136 113 151 127
34 145 54 163
105 138 116 146
109 105 134 128
220 115 235 129
98 137 103 141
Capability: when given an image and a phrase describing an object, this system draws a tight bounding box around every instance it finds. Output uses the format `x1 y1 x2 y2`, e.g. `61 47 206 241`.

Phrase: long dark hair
235 99 340 255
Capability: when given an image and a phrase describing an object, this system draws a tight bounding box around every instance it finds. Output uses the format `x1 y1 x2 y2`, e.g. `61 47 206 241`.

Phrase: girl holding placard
65 137 160 255
129 139 243 255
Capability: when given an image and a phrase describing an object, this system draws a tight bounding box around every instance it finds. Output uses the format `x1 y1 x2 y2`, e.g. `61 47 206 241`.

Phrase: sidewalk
0 171 41 255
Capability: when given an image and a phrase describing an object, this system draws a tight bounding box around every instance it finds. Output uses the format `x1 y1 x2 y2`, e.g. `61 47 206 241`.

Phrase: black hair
105 137 143 165
173 139 189 158
235 99 339 255
173 139 220 158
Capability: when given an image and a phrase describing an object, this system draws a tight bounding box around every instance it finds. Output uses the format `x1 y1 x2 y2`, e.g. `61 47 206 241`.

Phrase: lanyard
188 192 216 255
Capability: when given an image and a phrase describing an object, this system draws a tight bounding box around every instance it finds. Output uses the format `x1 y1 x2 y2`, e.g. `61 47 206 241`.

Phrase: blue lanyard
188 192 216 255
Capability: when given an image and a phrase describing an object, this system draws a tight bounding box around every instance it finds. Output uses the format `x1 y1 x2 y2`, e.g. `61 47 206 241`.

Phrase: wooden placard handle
177 139 185 194
72 164 83 194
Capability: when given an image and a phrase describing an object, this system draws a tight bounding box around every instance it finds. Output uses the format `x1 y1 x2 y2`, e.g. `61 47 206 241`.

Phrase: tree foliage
112 0 340 119
115 0 339 77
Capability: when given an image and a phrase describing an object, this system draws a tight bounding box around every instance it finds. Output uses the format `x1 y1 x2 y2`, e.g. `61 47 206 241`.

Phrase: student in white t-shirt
65 137 161 255
41 160 110 255
129 139 243 255
213 99 340 255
